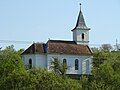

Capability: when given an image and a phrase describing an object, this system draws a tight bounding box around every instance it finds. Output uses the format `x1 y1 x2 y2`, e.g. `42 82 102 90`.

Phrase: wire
0 40 118 46
0 40 32 44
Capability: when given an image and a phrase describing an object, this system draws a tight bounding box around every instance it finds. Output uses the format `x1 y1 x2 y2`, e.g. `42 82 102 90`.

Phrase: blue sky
0 0 120 49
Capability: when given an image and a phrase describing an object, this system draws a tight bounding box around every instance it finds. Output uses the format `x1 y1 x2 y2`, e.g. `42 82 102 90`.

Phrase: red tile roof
47 40 92 55
22 40 92 55
21 43 45 55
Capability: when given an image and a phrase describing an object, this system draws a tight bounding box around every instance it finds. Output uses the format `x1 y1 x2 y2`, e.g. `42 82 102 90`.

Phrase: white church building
22 4 93 75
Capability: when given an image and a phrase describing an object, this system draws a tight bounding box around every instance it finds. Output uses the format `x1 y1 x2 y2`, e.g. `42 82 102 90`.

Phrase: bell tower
72 3 90 45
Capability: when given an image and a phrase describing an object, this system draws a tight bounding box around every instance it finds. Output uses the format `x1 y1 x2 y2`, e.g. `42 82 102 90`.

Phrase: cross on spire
80 3 82 11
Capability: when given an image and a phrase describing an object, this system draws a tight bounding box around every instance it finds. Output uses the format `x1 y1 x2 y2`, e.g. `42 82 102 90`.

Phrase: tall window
82 33 85 40
75 59 79 70
63 59 67 66
29 59 32 69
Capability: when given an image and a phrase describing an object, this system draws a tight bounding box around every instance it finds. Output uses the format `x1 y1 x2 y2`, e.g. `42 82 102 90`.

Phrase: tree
91 47 99 52
89 51 120 89
50 57 67 77
0 45 27 89
100 44 113 51
26 68 82 90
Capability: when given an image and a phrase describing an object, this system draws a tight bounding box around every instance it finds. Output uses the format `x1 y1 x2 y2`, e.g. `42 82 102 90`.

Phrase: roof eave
71 27 90 31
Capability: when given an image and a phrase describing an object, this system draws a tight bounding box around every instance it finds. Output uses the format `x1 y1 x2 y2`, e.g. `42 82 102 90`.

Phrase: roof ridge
47 40 77 44
48 40 73 42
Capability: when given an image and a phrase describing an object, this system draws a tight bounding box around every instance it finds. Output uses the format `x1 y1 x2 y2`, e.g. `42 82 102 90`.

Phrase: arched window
75 59 79 70
63 59 67 66
82 33 85 40
29 59 32 69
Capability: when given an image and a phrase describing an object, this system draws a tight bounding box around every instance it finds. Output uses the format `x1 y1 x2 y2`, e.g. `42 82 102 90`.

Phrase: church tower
72 4 90 45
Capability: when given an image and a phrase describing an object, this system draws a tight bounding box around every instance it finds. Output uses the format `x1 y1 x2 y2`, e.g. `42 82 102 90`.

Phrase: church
22 4 93 75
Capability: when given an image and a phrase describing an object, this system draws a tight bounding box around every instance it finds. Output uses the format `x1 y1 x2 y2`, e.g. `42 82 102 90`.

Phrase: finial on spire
80 3 82 11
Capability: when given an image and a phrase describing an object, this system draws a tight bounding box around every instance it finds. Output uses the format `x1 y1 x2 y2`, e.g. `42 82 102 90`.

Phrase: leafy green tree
26 68 82 90
91 47 99 53
93 51 111 68
50 57 67 77
89 51 120 90
1 45 120 90
0 45 27 89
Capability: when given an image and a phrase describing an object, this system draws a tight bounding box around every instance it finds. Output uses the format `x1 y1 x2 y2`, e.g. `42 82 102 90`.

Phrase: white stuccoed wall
22 54 36 67
76 30 89 42
47 54 92 75
22 54 92 75
73 29 89 45
22 54 47 68
35 54 47 68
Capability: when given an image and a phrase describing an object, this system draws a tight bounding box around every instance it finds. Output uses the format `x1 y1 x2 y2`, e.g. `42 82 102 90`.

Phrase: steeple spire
71 3 91 45
72 3 90 31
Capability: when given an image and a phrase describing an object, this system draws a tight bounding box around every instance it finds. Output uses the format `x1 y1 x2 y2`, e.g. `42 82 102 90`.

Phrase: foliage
88 51 120 90
51 57 67 77
26 68 82 90
0 45 27 89
0 45 120 90
91 47 99 53
0 45 82 90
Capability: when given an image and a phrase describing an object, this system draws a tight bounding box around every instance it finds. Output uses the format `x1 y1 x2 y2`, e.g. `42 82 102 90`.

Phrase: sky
0 0 120 49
